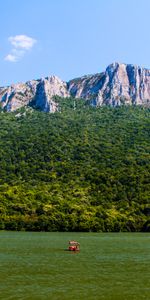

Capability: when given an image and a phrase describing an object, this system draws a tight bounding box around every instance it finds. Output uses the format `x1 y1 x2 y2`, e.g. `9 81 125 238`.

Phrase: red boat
68 240 80 251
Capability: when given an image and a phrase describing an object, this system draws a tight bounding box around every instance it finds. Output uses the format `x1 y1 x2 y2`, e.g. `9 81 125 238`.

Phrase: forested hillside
0 98 150 231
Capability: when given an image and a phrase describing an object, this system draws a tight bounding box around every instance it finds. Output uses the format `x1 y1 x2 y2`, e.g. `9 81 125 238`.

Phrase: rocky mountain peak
34 76 69 112
0 62 150 112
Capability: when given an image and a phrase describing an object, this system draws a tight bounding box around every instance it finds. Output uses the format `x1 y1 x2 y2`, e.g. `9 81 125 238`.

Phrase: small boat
68 240 80 251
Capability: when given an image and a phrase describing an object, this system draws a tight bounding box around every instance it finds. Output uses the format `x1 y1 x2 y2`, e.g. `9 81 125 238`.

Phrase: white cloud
5 54 18 62
5 49 25 62
5 34 37 63
8 35 36 50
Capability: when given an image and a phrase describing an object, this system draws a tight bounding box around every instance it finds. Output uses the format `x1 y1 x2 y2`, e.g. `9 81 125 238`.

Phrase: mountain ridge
1 62 150 112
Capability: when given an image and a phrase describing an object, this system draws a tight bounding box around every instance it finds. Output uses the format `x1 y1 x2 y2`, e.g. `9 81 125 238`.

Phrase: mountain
1 62 150 112
0 76 69 112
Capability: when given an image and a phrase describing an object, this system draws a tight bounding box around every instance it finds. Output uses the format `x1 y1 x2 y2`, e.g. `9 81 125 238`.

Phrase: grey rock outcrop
0 76 69 112
68 62 150 107
0 81 36 111
1 62 150 112
31 76 69 112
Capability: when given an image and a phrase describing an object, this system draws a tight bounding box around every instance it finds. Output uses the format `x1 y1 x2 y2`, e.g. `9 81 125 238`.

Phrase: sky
1 0 150 86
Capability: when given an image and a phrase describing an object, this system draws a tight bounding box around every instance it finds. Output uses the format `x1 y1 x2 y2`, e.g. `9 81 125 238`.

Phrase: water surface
0 232 149 300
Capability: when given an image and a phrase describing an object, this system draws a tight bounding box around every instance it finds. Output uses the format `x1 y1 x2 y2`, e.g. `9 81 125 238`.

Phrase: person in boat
68 240 80 251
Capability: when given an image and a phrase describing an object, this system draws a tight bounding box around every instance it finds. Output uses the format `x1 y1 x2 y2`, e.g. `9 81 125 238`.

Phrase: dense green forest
0 98 150 231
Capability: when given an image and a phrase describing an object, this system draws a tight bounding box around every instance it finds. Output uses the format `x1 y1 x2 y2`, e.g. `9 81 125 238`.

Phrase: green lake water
0 232 149 300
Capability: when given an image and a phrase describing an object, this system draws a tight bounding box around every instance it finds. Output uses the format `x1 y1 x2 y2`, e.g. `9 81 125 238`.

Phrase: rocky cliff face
0 76 69 112
68 62 150 107
1 62 150 112
31 76 69 112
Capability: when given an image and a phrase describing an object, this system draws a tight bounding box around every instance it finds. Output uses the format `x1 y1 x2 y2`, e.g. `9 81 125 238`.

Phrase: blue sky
1 0 150 86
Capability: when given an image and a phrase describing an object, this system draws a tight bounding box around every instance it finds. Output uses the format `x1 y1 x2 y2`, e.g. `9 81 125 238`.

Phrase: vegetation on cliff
0 98 149 231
